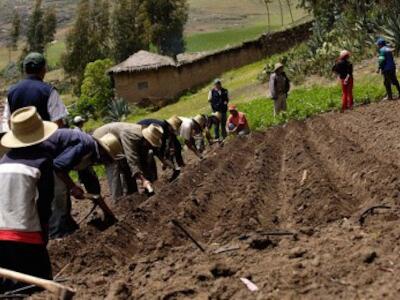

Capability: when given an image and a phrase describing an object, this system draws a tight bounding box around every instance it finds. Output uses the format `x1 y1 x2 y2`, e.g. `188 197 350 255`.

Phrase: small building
108 22 312 108
108 50 179 107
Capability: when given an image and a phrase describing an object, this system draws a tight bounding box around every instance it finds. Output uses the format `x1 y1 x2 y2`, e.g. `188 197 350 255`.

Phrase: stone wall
113 22 312 107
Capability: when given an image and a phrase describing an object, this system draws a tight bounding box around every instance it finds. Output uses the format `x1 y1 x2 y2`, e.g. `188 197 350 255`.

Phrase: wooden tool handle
0 267 75 300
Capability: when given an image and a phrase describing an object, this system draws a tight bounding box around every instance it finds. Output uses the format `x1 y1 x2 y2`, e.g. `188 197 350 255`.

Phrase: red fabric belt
0 230 44 245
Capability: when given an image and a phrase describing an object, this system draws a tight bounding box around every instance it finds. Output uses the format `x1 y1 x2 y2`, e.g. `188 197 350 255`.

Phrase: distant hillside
0 0 307 44
0 0 78 43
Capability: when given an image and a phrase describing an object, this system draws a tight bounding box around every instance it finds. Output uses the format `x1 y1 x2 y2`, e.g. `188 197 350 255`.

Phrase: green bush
78 58 114 117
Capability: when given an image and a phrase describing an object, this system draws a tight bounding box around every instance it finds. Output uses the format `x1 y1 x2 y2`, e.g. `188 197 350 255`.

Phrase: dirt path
41 100 400 299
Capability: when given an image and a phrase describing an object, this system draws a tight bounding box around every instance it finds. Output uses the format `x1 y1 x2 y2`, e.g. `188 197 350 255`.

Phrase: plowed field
46 100 400 299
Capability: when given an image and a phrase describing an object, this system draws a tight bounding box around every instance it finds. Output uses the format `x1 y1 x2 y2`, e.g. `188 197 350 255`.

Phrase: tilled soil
44 101 400 299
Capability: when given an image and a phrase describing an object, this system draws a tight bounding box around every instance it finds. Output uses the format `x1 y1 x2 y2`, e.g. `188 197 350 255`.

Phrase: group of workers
0 53 250 292
1 36 399 292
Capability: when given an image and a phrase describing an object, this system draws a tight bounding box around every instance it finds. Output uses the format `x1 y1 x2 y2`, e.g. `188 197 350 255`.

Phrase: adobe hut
108 50 179 107
108 22 312 108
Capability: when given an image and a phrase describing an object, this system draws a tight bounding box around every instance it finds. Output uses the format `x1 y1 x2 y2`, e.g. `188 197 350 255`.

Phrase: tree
89 0 111 58
277 0 284 27
7 10 21 61
27 0 45 53
262 0 272 31
78 59 114 116
286 0 294 24
62 0 110 91
111 0 148 62
143 0 188 56
43 7 57 45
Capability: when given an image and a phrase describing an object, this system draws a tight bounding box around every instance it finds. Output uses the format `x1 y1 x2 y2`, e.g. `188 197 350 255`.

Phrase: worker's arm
185 139 202 158
269 73 277 99
56 170 84 199
48 90 68 128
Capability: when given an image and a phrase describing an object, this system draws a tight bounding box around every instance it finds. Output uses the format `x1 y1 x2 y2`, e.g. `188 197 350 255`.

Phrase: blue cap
376 38 386 47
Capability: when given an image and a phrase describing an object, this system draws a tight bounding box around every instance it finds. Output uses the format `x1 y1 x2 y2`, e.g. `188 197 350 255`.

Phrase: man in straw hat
269 62 291 116
93 122 164 202
208 79 229 140
3 52 68 130
179 115 207 159
0 106 57 291
138 115 184 182
40 127 119 239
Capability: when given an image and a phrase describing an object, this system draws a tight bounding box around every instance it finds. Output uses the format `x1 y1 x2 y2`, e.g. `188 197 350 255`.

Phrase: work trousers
105 159 137 204
49 175 78 239
0 241 52 293
341 77 354 111
383 69 400 99
214 112 227 139
274 94 287 116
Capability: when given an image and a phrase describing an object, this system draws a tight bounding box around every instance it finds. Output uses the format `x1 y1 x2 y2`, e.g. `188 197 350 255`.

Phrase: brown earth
38 100 400 299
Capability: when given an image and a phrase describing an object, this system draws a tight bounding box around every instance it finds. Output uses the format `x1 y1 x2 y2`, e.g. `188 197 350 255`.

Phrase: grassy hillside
84 51 386 133
0 0 308 68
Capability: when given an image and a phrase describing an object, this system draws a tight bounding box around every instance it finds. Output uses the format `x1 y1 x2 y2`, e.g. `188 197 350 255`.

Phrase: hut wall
113 22 312 106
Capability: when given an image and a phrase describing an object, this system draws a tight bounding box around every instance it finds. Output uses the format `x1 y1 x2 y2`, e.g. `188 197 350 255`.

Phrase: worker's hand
143 180 154 194
71 185 85 200
344 79 349 85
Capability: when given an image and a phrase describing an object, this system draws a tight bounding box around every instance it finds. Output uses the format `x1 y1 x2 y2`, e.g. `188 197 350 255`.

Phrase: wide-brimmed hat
274 62 284 72
1 106 57 149
212 111 222 121
73 116 85 125
166 115 182 132
193 115 206 128
339 50 351 59
96 133 124 161
214 78 222 85
142 124 164 148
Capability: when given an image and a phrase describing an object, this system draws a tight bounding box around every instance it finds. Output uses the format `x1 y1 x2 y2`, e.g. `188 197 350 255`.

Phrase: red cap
228 104 237 111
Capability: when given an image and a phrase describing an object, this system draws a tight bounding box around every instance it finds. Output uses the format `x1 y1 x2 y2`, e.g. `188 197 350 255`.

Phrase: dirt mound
44 101 400 299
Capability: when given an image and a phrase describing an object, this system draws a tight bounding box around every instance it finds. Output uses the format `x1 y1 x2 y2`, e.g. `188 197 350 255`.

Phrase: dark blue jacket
8 75 53 120
40 129 99 172
379 47 396 72
210 88 229 113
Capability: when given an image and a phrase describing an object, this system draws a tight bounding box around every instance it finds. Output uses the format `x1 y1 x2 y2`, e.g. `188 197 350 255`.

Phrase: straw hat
274 62 284 72
142 124 164 148
193 115 206 128
166 115 182 132
1 106 57 149
212 112 222 121
73 115 85 125
96 133 124 161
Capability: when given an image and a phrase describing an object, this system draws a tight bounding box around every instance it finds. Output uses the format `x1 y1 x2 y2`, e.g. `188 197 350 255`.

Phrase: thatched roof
108 50 176 74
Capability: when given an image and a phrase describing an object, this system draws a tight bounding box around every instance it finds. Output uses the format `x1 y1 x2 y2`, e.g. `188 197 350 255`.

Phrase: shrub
78 58 114 116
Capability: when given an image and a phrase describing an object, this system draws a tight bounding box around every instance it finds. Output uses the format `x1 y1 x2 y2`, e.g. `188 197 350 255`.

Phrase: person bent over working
226 104 250 136
0 107 57 292
93 123 164 202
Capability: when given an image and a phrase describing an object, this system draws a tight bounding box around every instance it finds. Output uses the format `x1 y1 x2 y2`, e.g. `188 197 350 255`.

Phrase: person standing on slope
376 38 400 100
269 63 290 116
332 50 354 112
208 79 229 141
